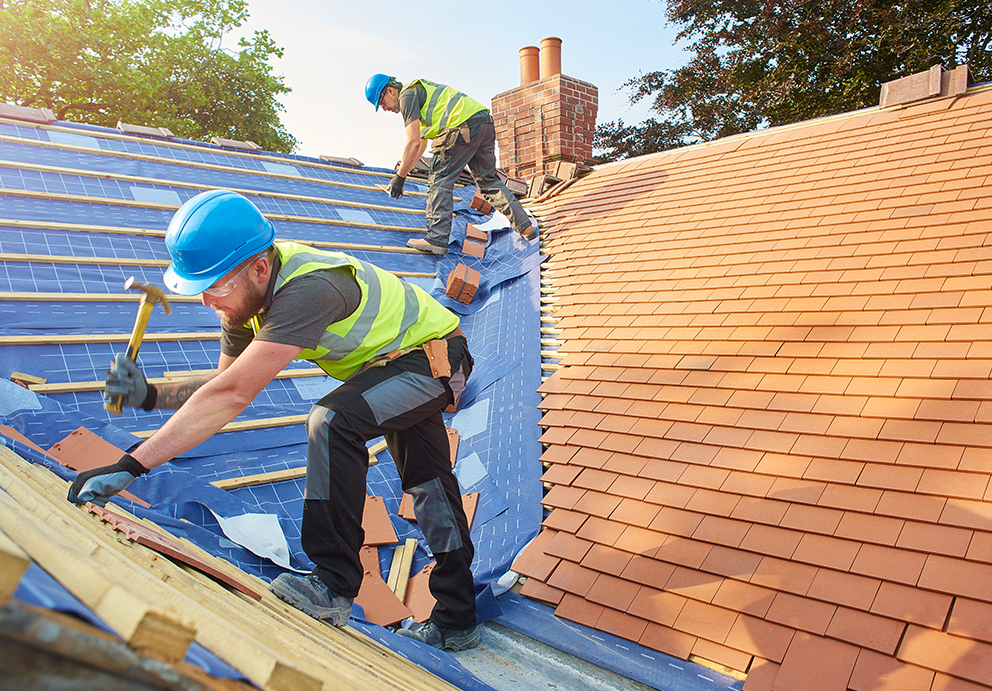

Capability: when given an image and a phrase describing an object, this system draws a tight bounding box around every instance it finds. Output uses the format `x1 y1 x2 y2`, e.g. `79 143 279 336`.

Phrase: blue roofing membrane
0 117 740 691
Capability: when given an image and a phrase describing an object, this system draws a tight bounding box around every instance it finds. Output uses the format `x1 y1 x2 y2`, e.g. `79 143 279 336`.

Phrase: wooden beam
391 539 418 604
0 481 196 664
0 446 458 691
0 188 423 234
27 367 324 395
210 440 388 490
0 158 430 212
0 528 30 604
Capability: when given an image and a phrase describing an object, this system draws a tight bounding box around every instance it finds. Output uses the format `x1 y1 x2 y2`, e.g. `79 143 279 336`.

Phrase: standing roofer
366 73 536 255
67 190 481 651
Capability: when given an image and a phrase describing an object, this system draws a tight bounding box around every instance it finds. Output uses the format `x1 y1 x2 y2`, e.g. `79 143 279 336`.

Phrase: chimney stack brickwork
492 74 598 180
492 38 598 181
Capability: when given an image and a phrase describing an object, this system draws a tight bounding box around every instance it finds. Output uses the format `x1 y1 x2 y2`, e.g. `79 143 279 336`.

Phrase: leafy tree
596 0 992 161
0 0 297 152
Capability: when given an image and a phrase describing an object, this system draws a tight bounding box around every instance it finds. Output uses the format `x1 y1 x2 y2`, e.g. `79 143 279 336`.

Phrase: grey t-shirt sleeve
220 268 361 357
399 84 427 128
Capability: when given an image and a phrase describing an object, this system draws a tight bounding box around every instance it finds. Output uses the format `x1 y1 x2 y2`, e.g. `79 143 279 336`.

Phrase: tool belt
430 126 470 162
359 327 465 378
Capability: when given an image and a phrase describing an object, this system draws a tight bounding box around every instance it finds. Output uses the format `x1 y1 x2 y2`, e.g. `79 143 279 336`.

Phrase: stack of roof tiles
517 77 992 691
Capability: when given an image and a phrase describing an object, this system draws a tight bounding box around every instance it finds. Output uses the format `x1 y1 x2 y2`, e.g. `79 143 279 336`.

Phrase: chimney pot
519 46 539 85
540 37 562 79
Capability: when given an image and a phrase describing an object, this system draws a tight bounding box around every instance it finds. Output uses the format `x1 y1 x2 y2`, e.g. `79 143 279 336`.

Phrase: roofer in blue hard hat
67 189 482 652
366 73 536 255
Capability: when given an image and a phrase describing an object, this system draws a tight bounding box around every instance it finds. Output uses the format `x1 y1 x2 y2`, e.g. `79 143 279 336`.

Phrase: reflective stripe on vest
406 79 487 140
261 242 460 380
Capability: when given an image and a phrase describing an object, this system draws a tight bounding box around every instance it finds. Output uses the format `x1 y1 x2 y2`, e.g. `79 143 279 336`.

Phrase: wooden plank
392 538 418 604
209 440 388 490
27 366 324 394
0 486 196 664
0 188 422 234
0 527 30 604
0 448 456 691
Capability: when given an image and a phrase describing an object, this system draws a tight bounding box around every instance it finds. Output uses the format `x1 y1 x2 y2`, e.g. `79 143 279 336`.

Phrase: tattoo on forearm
154 374 216 409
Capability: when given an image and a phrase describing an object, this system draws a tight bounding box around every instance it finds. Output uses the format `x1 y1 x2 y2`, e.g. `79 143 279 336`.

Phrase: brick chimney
492 37 598 180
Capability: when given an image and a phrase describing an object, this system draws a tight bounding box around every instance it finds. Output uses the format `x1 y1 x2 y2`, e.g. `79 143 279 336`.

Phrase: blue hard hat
366 73 393 110
163 190 275 295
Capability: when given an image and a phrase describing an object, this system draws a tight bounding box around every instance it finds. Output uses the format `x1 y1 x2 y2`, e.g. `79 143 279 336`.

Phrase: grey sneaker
396 620 481 651
407 238 448 255
269 572 352 626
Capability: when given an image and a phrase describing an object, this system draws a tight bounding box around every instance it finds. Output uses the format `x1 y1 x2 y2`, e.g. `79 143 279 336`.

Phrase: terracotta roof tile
766 592 837 636
851 543 927 585
627 586 687 628
542 508 587 533
947 598 992 645
545 531 594 563
576 515 627 546
740 523 803 559
750 556 818 595
918 554 992 603
896 521 973 558
773 632 860 691
586 572 640 612
849 649 935 691
554 592 605 628
806 569 881 612
870 580 953 629
614 524 667 557
898 625 992 687
547 561 600 599
827 607 906 654
638 622 697 660
518 576 565 605
779 504 846 537
725 613 795 662
792 533 862 571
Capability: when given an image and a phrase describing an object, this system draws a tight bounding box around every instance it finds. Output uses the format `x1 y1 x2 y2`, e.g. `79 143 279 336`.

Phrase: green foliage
595 0 992 161
0 0 297 152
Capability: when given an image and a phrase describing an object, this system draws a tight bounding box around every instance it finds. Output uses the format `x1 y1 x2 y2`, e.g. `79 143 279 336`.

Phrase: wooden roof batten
522 64 992 691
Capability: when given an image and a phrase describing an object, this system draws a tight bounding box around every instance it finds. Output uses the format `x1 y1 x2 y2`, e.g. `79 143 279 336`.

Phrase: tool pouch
422 339 451 379
430 127 464 162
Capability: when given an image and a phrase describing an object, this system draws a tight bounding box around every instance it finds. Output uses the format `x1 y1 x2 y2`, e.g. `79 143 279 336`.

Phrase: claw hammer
104 277 172 415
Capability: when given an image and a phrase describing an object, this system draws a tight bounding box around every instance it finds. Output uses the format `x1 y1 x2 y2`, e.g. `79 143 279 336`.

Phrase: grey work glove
104 354 156 410
67 453 148 506
387 174 406 199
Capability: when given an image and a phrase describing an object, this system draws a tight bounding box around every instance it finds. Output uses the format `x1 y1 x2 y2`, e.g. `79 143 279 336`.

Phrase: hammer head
124 277 172 315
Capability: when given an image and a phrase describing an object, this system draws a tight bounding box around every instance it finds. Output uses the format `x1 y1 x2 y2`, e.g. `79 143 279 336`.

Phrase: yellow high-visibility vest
248 242 459 380
405 79 488 140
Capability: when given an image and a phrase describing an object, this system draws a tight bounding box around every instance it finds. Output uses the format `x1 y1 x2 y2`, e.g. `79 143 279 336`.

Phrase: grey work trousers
301 336 476 630
423 114 531 249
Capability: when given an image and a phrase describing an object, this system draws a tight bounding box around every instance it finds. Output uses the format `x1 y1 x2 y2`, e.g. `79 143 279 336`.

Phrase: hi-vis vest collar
249 242 459 380
406 79 487 140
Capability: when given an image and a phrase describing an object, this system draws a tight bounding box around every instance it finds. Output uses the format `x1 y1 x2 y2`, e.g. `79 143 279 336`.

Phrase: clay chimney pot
540 37 562 79
519 46 540 85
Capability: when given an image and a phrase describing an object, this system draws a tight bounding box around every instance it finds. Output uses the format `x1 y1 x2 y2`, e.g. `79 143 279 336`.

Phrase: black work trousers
300 335 476 630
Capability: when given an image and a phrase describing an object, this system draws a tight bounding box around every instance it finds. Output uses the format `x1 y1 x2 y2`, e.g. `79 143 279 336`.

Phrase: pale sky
229 0 688 168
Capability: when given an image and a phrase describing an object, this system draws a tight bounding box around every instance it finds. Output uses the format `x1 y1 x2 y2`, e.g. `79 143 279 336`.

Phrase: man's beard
216 280 266 328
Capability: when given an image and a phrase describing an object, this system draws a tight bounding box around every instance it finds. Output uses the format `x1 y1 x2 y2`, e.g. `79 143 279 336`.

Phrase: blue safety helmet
163 190 275 296
366 73 393 111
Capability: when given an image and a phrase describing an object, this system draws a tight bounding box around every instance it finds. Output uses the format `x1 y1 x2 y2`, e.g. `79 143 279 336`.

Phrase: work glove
67 453 148 506
387 174 406 199
104 354 156 410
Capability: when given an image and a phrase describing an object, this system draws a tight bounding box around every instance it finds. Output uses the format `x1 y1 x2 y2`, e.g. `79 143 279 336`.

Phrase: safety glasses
202 261 253 298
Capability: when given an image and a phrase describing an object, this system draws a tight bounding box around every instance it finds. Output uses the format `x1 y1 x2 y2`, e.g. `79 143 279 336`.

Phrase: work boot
396 620 481 651
407 238 448 255
269 572 352 626
515 225 537 241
